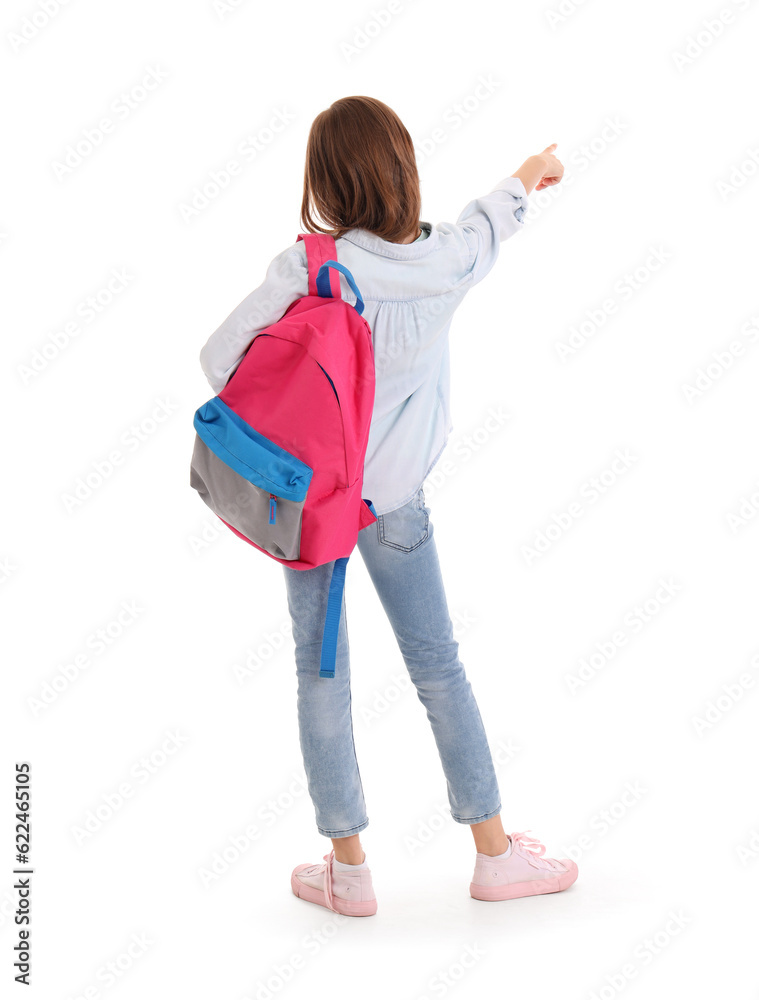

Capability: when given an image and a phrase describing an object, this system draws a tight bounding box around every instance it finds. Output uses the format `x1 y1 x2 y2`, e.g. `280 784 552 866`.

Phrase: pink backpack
190 234 378 678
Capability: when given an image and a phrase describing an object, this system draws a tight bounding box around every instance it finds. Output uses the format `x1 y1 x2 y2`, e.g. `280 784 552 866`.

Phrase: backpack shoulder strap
296 233 341 298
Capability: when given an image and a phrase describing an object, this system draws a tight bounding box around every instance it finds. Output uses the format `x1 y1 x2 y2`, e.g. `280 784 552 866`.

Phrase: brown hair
300 96 421 244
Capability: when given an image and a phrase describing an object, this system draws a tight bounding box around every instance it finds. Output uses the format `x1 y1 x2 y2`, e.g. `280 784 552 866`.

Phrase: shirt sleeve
455 175 529 287
198 244 309 394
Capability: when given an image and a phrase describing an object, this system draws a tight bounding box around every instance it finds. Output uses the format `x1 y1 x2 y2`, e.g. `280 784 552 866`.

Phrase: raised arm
455 143 565 286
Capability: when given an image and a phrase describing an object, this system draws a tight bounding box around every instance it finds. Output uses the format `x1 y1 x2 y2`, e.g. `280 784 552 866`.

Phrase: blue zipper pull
269 494 277 524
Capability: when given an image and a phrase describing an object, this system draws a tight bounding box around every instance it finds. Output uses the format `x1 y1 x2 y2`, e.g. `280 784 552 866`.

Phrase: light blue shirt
199 174 529 515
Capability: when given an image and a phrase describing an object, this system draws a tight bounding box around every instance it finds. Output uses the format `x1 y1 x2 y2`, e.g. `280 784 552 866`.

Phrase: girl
199 96 575 916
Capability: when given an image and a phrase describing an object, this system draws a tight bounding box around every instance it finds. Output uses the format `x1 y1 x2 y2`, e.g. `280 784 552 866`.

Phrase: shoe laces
301 849 338 912
509 831 555 871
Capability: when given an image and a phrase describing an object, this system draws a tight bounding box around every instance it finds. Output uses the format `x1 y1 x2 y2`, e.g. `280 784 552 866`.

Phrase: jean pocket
377 486 429 552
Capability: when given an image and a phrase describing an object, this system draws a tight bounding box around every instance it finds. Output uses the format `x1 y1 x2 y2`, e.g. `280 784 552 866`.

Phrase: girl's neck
392 225 422 245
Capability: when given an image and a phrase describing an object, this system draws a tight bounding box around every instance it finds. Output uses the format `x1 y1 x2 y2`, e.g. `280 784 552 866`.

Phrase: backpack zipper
269 494 277 523
314 360 340 407
314 361 349 485
251 335 341 407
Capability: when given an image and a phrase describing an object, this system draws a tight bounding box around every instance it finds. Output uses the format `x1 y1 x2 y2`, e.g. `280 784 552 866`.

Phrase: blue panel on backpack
193 396 313 502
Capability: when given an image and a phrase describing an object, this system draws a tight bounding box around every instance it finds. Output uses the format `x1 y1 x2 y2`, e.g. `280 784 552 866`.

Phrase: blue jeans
282 485 502 838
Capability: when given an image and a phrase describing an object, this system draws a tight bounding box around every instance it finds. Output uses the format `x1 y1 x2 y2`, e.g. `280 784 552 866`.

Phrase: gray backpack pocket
190 397 313 560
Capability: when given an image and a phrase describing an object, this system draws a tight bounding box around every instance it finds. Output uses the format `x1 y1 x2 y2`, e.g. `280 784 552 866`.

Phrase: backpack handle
316 260 365 317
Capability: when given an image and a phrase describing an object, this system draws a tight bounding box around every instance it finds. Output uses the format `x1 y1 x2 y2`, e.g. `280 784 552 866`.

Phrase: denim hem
317 817 370 838
450 803 502 825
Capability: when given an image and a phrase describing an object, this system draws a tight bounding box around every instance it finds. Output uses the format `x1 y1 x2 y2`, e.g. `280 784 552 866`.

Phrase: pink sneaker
470 831 578 901
291 849 378 917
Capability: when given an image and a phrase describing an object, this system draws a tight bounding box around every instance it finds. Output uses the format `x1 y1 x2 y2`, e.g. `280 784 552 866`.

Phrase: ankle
331 832 365 865
476 835 510 857
333 849 365 865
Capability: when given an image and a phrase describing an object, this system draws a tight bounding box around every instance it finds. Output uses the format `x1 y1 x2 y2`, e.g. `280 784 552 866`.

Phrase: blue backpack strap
316 260 365 316
319 556 349 678
318 501 377 678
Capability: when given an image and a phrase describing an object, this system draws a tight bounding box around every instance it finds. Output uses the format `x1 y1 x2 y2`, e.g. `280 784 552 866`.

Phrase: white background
3 0 758 997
